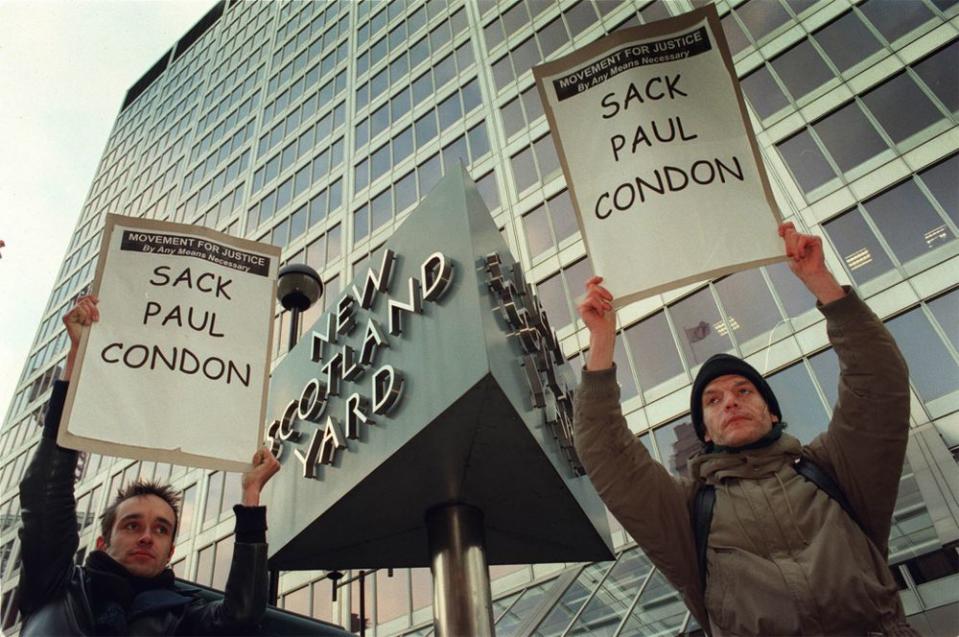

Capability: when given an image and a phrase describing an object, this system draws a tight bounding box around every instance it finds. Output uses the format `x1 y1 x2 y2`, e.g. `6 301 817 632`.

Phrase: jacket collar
689 433 802 485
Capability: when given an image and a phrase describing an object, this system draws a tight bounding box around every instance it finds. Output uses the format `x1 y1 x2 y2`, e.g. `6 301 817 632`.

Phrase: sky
0 0 212 422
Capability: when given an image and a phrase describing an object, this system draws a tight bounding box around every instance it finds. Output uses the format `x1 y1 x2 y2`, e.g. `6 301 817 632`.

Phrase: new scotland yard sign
262 168 612 570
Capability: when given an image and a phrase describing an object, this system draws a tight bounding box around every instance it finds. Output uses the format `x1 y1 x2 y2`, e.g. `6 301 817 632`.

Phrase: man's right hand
62 295 99 380
577 276 616 371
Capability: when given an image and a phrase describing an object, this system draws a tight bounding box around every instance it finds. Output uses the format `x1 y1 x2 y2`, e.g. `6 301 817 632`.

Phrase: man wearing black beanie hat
573 223 916 635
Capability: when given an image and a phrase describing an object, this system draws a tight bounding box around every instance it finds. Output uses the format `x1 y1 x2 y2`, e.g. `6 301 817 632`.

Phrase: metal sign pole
426 504 495 637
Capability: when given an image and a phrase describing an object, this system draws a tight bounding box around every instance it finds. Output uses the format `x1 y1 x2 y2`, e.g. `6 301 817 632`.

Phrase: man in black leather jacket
18 295 281 635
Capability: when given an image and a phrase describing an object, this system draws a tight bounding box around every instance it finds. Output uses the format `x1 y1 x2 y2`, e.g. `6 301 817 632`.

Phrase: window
734 0 790 42
196 544 214 586
928 289 959 352
823 209 894 285
721 12 750 56
668 287 732 368
913 41 959 113
714 268 784 354
862 72 944 144
211 534 235 590
741 66 789 119
858 0 934 44
653 416 702 476
203 471 224 526
566 548 652 633
624 311 686 398
862 179 955 264
179 484 196 539
886 306 959 402
523 204 552 258
812 101 887 174
776 129 835 194
905 547 959 584
808 348 840 409
618 570 687 635
770 40 832 100
767 362 830 443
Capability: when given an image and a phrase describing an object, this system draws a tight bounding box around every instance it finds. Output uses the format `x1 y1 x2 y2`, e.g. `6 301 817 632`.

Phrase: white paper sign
60 214 280 471
533 5 784 306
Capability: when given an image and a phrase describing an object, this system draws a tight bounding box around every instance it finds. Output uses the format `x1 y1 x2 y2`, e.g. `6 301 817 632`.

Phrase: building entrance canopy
263 168 613 571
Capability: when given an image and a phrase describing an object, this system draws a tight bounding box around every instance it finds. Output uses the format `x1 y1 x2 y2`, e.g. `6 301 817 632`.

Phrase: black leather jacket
18 381 269 636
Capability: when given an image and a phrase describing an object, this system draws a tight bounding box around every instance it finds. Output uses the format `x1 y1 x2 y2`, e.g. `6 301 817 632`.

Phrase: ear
165 544 176 565
771 413 779 423
95 536 107 551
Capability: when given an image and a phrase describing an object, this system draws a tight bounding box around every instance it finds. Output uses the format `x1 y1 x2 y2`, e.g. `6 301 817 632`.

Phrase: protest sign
59 214 280 471
533 4 784 306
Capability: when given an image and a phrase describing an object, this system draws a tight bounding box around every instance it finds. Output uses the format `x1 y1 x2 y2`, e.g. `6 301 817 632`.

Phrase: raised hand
241 447 281 506
577 276 617 371
779 222 845 305
62 295 99 380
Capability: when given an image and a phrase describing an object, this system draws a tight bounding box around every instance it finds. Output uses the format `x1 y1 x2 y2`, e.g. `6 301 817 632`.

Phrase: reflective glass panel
862 72 944 144
496 581 553 637
765 261 816 317
767 362 829 443
548 190 577 243
808 347 840 410
859 0 933 43
864 179 954 263
919 154 959 225
776 129 836 193
502 97 526 138
567 548 652 635
736 0 790 41
669 288 733 368
653 416 699 477
211 535 234 590
537 273 570 327
741 65 790 119
618 571 688 636
913 42 959 113
532 562 612 637
771 40 833 100
928 289 959 352
613 337 638 401
624 311 685 396
813 102 887 174
886 307 959 402
511 145 538 193
715 269 784 354
524 205 553 258
721 13 750 56
823 208 895 284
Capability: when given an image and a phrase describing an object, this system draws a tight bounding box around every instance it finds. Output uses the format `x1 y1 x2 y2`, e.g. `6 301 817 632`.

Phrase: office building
2 0 957 634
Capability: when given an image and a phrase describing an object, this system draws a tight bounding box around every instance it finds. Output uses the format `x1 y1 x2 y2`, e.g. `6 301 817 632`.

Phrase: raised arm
573 277 704 618
186 448 280 632
17 296 99 616
780 223 909 553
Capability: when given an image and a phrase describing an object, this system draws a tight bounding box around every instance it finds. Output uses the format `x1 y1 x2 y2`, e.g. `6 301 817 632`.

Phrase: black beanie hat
690 353 781 442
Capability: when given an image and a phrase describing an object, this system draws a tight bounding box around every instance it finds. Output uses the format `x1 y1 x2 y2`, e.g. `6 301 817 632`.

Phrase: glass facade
1 0 957 634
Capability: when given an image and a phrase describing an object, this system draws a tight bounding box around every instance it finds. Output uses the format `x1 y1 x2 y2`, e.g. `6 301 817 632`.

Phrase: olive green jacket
574 291 918 635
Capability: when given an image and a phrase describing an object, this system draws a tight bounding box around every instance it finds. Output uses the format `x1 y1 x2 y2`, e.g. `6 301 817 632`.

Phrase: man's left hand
241 447 281 506
779 222 845 305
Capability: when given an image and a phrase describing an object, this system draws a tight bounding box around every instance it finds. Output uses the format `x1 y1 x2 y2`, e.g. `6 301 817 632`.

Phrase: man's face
96 495 176 578
701 374 778 447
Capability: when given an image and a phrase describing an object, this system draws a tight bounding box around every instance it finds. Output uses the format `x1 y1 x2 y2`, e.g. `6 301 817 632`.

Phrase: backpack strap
693 484 716 588
793 456 864 533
